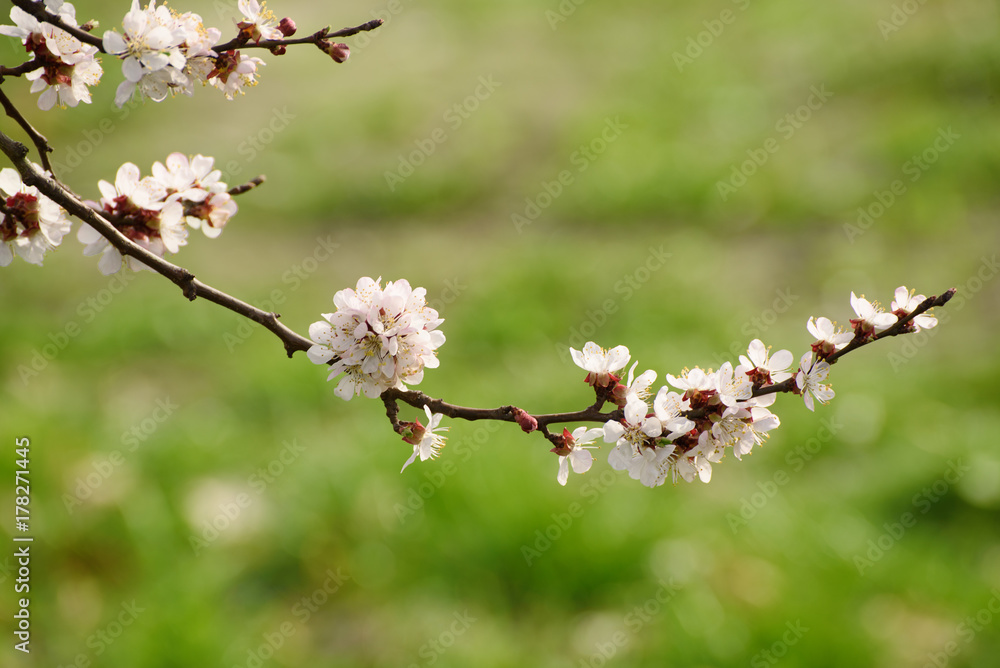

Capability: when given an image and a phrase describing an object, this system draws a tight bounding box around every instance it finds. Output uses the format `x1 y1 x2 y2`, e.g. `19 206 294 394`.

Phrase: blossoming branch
0 1 957 494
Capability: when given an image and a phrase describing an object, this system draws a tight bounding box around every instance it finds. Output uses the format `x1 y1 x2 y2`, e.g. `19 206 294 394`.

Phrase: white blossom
0 167 71 267
795 351 834 412
556 427 602 486
236 0 284 43
0 5 103 109
740 339 794 384
850 291 897 336
673 431 724 484
570 341 630 388
891 286 937 331
605 394 661 474
400 406 448 472
806 316 853 356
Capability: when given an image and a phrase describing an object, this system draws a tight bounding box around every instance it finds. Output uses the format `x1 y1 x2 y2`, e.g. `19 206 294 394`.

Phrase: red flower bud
326 42 350 63
278 17 297 36
511 407 538 434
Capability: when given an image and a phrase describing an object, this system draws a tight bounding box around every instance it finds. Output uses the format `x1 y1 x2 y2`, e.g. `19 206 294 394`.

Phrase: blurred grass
2 0 1000 666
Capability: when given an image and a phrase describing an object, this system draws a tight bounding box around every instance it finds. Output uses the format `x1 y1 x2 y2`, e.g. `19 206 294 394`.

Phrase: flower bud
269 44 287 56
398 419 426 445
549 428 574 456
321 41 350 63
278 17 297 36
511 407 537 433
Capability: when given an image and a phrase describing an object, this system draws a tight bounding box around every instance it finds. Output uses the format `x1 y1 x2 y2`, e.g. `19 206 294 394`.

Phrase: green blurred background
2 0 1000 666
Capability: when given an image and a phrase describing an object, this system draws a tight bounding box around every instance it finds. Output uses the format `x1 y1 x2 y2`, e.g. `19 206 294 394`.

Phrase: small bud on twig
318 40 350 63
278 18 297 37
511 407 538 433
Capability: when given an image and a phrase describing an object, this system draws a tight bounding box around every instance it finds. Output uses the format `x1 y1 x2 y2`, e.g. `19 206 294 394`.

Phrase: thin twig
0 87 54 175
228 176 266 196
214 19 383 53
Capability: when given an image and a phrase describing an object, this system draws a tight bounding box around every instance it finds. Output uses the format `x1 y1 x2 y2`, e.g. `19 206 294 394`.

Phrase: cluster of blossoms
0 0 103 109
387 286 939 489
1 0 351 109
307 277 446 402
0 154 235 271
544 286 939 488
77 154 236 274
560 340 785 488
0 166 71 266
101 0 278 105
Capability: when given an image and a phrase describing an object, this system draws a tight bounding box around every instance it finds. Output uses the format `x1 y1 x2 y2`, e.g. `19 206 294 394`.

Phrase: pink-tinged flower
204 50 265 99
0 6 103 110
151 154 235 236
740 339 794 385
850 292 897 339
308 277 446 400
795 351 834 412
806 316 853 358
236 0 283 43
400 405 448 472
570 341 630 388
890 286 938 332
0 167 70 267
552 426 602 486
78 162 187 274
103 0 188 106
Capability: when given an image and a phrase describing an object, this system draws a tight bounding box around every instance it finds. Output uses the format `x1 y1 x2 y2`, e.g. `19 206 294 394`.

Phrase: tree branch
10 0 103 48
0 86 55 175
0 130 314 358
